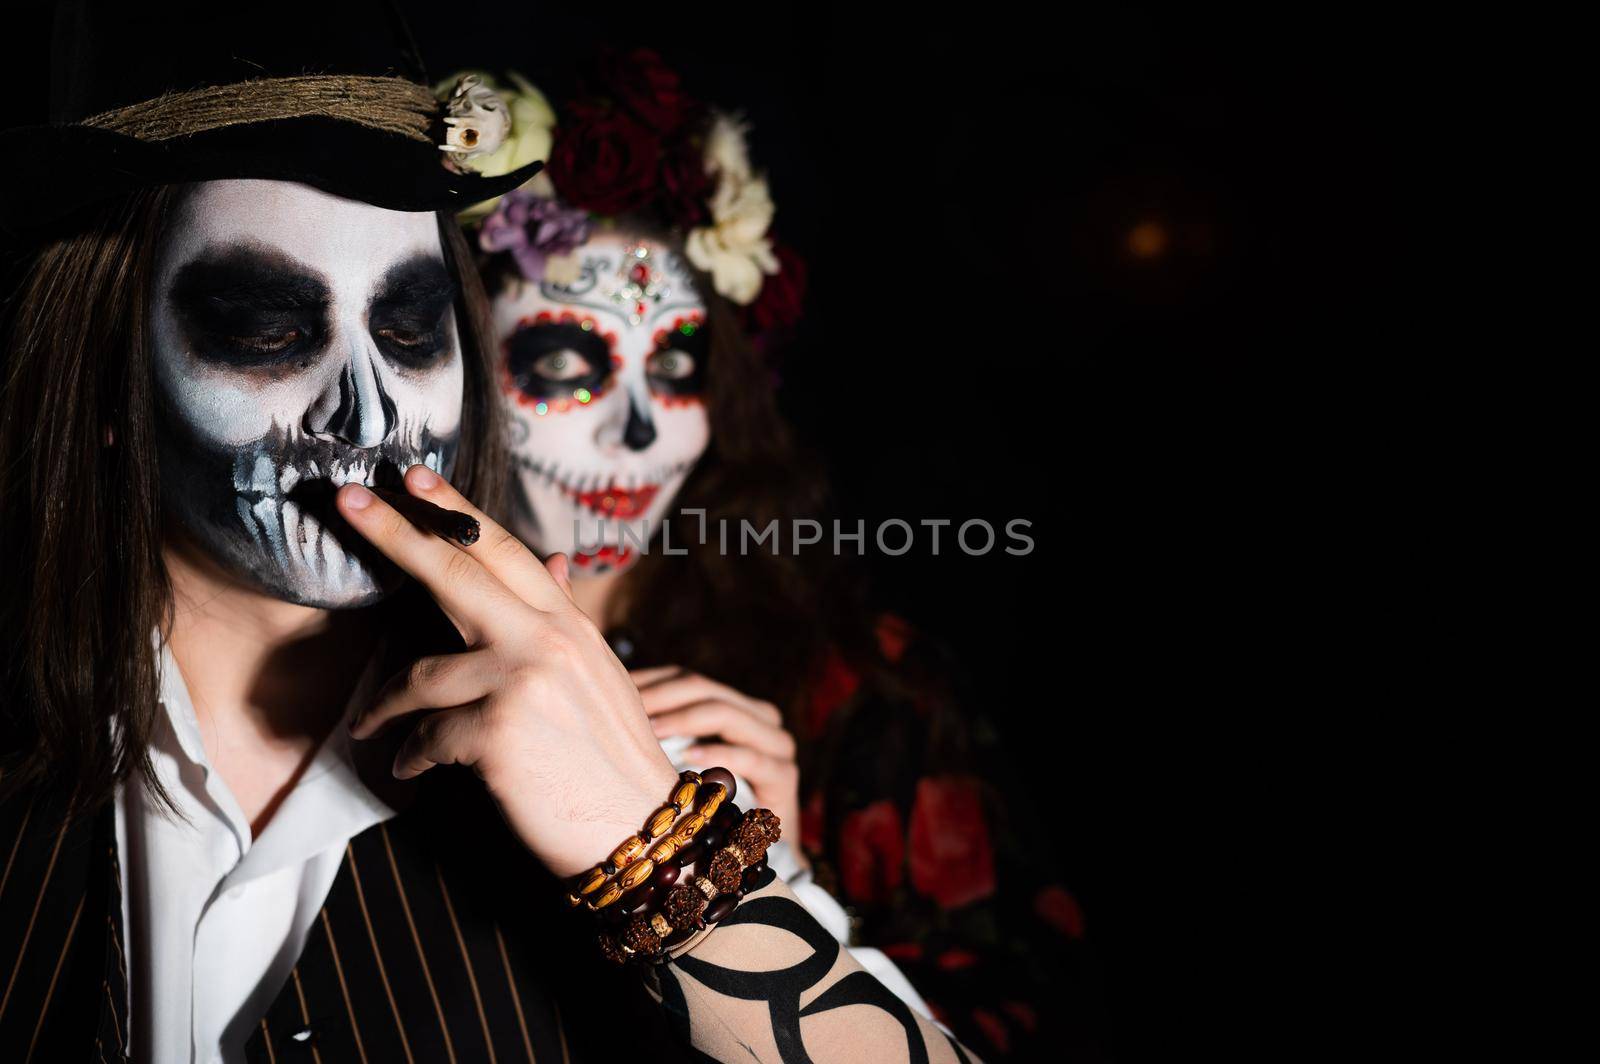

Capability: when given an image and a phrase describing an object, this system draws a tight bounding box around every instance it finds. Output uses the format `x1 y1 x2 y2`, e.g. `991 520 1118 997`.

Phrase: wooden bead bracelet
596 802 782 967
564 768 730 912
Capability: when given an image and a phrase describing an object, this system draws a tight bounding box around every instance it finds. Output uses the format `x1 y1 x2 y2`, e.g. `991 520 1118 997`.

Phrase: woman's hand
633 667 801 837
338 465 679 877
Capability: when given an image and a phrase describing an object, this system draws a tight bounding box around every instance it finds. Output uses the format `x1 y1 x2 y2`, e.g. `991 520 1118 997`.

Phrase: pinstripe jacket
0 772 687 1063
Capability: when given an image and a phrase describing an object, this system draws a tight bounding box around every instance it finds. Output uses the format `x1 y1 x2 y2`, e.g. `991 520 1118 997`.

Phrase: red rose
597 47 698 133
1034 884 1086 939
874 613 911 664
545 101 662 218
838 800 904 905
1001 1001 1038 1033
742 241 808 334
807 649 860 734
659 133 713 228
909 776 997 909
936 947 979 971
971 1008 1011 1055
800 790 826 854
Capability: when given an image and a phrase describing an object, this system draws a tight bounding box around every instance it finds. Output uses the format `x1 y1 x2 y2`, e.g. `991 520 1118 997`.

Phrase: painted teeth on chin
282 500 305 570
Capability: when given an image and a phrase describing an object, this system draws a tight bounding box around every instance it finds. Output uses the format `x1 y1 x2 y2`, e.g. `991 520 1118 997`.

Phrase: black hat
0 0 543 235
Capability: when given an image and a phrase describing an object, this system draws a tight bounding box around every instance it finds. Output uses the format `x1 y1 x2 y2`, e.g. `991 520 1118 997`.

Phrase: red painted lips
569 483 660 518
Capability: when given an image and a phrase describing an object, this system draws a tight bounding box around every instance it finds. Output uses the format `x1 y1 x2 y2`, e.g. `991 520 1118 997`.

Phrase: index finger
335 482 523 643
398 463 571 611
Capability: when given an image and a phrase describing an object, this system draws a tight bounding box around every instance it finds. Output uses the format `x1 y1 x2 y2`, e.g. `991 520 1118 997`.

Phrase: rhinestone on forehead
600 243 671 326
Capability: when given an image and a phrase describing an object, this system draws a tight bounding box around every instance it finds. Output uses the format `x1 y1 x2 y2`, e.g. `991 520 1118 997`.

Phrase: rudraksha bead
598 931 628 966
663 882 708 930
733 809 781 862
622 915 663 957
707 848 744 893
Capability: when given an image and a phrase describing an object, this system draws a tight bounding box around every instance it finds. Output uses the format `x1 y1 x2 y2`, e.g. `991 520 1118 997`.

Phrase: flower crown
434 50 804 334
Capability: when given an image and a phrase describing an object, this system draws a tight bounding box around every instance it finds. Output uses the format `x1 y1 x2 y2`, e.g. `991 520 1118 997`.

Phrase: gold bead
616 857 655 893
696 783 727 818
671 778 699 809
648 835 681 864
607 834 644 870
594 880 625 909
671 811 708 847
644 804 679 840
576 866 608 896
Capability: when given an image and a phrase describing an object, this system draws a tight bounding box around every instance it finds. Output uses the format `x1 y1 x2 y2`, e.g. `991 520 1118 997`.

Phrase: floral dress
795 616 1110 1061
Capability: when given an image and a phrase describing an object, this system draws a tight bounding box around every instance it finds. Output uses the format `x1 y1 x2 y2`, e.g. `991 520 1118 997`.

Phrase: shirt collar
147 625 398 881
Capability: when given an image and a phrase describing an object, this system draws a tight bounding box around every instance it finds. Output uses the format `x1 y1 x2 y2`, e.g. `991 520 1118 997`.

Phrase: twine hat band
80 74 439 144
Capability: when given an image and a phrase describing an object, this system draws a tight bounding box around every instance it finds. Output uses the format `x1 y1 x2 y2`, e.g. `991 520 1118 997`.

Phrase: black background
4 4 1409 1057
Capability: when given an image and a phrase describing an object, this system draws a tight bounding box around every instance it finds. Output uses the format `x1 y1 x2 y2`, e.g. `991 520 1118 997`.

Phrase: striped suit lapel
0 784 128 1062
244 786 577 1063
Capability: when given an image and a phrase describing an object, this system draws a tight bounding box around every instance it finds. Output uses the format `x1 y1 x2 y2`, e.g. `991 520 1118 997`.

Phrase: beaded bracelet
564 768 731 912
597 804 783 966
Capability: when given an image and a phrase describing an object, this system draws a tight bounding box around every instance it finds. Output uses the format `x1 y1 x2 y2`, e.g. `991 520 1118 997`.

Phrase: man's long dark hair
0 185 506 814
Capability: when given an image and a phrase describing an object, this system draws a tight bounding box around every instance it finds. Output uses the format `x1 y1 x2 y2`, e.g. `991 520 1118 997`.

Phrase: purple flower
479 189 593 283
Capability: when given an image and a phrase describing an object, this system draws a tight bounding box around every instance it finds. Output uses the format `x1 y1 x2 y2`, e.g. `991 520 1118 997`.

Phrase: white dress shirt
114 632 930 1064
113 631 395 1064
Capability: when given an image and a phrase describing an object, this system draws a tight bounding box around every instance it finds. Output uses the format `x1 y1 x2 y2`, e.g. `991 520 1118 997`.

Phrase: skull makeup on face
492 231 710 575
152 180 464 608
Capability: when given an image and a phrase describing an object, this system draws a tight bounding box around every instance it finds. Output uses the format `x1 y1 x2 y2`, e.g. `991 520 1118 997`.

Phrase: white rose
705 112 754 182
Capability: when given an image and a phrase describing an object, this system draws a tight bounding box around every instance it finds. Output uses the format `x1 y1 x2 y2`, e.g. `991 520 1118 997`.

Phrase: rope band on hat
80 75 439 144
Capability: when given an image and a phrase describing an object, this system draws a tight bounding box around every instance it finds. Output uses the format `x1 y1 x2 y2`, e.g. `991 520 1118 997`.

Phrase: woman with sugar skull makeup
444 52 1109 1061
0 5 987 1063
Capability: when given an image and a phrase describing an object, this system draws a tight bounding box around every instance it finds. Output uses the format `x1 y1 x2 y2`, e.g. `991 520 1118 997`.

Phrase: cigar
371 486 481 547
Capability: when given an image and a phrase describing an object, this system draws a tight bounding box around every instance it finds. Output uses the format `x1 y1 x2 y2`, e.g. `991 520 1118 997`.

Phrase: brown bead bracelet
596 804 782 966
564 768 733 912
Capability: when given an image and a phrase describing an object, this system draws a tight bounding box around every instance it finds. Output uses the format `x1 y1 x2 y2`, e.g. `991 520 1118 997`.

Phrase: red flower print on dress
808 649 860 734
909 776 997 909
838 799 904 905
800 790 825 854
971 1008 1011 1055
1034 884 1087 939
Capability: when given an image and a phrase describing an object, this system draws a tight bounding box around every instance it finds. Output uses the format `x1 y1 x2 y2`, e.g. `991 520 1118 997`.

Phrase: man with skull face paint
0 7 986 1064
155 179 467 607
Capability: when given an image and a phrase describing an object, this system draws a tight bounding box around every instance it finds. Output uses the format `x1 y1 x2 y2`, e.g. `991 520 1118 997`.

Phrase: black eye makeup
503 315 615 401
647 315 708 397
167 245 329 368
368 255 458 371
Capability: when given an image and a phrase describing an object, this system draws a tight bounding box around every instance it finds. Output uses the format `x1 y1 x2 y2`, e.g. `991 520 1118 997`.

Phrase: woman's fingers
336 483 521 642
392 704 487 780
629 665 684 690
650 699 797 760
351 650 501 740
398 464 571 612
637 672 782 725
680 743 796 795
